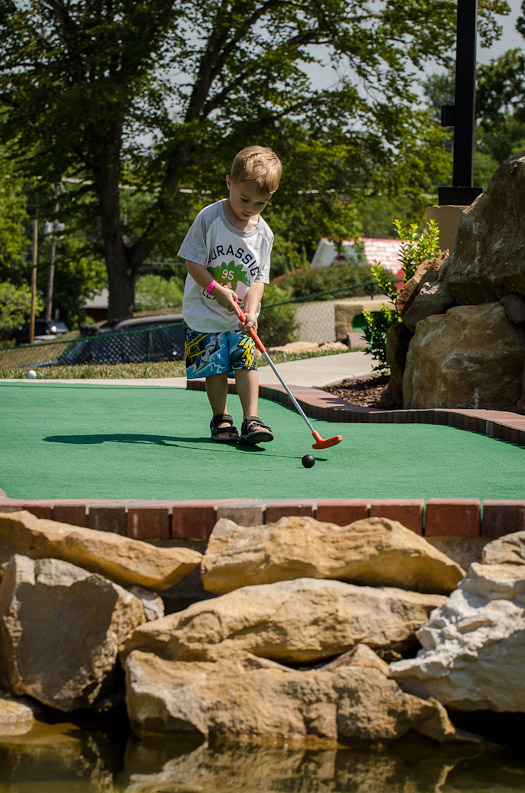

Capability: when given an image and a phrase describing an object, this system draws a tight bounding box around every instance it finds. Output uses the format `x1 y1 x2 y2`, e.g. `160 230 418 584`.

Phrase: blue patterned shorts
184 326 257 379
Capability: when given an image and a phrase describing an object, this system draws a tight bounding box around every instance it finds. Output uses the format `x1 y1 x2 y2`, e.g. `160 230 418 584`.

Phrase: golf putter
233 301 342 449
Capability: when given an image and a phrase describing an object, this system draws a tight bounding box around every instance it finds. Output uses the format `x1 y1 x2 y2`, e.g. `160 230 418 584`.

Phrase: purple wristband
206 280 218 295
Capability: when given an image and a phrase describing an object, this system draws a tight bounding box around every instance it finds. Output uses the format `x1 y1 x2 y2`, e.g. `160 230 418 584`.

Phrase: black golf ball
302 454 315 468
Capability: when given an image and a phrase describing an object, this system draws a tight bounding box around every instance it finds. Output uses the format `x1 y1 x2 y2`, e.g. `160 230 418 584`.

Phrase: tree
0 147 28 282
0 282 43 338
423 0 525 188
0 0 509 319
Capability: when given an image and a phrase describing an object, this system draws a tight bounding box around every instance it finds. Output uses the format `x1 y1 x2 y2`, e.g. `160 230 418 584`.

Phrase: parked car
11 319 69 345
57 313 185 366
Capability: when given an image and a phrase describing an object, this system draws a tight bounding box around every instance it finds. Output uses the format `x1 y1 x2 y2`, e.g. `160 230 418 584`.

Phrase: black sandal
210 414 239 443
239 416 274 444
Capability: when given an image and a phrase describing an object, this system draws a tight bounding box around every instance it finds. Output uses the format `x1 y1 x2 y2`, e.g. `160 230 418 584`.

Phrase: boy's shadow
43 433 266 451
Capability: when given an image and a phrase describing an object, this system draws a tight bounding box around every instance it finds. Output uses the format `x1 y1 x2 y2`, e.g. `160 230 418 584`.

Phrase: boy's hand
212 283 239 313
239 310 257 332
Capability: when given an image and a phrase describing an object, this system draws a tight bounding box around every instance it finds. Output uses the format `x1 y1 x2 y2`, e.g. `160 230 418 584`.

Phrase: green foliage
258 283 299 347
394 219 440 282
362 304 399 371
135 274 185 313
362 219 440 371
267 237 306 279
0 0 506 318
278 262 374 300
0 282 43 338
423 6 525 189
38 233 107 330
0 152 28 280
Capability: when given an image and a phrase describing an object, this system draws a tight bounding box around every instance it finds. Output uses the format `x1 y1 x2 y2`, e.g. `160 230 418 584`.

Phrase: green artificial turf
1 381 524 502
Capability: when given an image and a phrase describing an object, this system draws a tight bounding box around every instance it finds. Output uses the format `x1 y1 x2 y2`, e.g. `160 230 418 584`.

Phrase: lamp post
26 201 38 345
439 0 483 205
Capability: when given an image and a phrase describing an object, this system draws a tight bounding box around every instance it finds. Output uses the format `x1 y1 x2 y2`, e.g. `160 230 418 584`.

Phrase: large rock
124 647 471 745
390 561 525 711
397 251 453 333
378 323 412 408
482 529 525 566
201 516 464 596
402 302 525 409
122 577 446 664
0 511 201 592
441 152 525 304
0 554 146 711
0 693 36 736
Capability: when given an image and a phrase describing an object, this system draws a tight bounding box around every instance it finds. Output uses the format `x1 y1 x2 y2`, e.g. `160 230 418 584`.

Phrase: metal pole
453 0 477 187
438 0 483 205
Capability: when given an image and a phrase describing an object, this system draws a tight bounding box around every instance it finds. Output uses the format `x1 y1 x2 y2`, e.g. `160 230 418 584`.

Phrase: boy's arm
185 260 238 313
242 282 265 331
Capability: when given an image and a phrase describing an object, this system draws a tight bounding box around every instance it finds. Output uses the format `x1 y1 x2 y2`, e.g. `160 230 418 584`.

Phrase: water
1 715 525 793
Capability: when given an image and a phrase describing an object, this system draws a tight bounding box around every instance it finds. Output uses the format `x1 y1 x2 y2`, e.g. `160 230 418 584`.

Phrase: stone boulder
390 561 525 711
0 554 146 711
201 516 465 596
397 251 454 333
501 293 525 325
482 529 525 566
0 511 201 591
402 302 525 409
124 646 473 745
378 323 412 408
0 693 36 736
122 577 446 664
441 152 525 305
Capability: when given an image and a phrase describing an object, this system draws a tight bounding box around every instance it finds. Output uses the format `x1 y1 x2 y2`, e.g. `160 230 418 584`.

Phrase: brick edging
1 496 524 541
188 380 525 446
1 383 524 540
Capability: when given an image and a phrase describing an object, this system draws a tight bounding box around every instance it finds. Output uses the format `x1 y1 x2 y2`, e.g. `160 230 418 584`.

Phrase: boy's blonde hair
230 146 282 195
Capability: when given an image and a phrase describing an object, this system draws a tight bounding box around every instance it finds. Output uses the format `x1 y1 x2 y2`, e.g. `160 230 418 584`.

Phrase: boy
178 145 282 444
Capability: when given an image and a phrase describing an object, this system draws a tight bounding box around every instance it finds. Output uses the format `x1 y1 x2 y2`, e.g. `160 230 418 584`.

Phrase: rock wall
392 152 525 411
3 509 525 749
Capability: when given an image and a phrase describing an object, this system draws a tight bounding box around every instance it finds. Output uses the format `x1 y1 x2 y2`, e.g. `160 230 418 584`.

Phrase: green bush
135 274 184 312
258 283 299 347
362 219 440 371
0 282 43 340
279 261 374 300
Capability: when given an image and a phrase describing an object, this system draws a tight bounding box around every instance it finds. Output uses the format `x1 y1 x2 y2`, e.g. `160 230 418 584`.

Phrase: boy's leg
235 368 274 442
206 373 237 439
234 368 259 418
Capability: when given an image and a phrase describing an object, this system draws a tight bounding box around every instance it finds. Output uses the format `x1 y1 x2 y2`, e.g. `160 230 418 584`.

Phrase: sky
477 0 523 62
304 1 523 90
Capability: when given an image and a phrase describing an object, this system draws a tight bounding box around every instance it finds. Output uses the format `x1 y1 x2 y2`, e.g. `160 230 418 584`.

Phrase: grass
0 347 351 380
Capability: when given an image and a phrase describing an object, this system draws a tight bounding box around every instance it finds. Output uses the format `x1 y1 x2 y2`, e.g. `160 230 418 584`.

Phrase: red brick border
1 383 523 540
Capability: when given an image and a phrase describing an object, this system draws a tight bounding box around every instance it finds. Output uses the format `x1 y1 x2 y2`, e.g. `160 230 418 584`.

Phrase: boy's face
226 176 272 226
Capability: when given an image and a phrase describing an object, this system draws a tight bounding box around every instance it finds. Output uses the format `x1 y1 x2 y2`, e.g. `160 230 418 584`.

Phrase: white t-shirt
178 199 273 332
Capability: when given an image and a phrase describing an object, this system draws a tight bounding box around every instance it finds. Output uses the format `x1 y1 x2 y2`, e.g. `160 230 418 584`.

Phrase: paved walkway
13 351 375 389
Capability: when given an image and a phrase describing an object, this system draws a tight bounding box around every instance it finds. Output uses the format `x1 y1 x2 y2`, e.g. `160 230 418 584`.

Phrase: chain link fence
0 281 394 372
0 321 185 371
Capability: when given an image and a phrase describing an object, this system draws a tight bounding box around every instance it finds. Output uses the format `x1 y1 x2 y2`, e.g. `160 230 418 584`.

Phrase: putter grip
233 302 266 353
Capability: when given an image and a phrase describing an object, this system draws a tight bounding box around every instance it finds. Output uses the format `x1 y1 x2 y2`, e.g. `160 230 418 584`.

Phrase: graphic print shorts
184 326 257 379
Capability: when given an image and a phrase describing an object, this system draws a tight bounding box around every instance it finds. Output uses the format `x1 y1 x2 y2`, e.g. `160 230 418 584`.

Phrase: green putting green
1 381 524 502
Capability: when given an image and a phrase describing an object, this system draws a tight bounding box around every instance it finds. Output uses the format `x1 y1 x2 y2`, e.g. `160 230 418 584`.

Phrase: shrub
279 261 374 300
362 219 440 371
135 275 184 312
0 282 43 340
258 283 299 347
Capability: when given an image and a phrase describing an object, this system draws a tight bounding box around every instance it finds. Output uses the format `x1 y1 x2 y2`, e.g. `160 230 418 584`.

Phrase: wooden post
27 203 38 344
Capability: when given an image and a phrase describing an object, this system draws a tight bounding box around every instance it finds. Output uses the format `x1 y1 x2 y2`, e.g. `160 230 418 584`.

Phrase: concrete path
7 350 375 389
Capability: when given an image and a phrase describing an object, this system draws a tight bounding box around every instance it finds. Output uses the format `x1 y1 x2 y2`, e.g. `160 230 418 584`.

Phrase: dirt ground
319 373 390 408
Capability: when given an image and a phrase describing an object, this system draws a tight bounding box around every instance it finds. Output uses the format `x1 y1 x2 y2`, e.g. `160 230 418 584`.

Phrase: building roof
361 238 403 274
